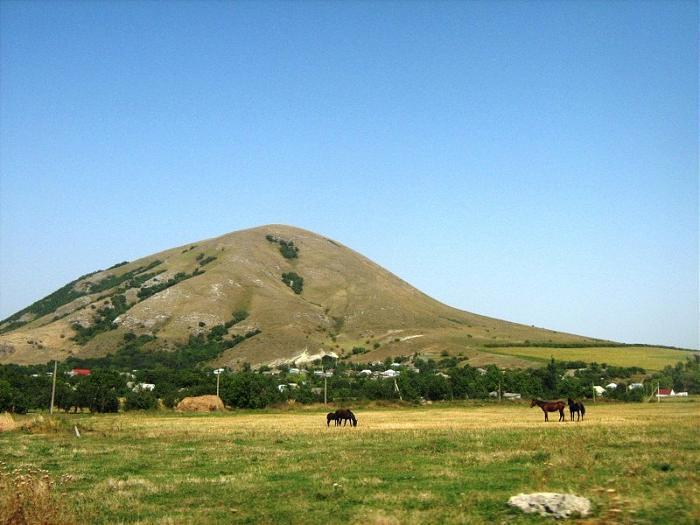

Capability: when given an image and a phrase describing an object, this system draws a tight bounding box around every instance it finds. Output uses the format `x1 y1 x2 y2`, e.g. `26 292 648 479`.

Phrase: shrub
265 235 299 259
137 271 196 300
281 272 304 294
106 261 129 270
71 294 129 344
124 389 158 411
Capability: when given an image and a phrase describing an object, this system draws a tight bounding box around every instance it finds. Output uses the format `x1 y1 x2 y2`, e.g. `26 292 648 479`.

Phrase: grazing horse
326 412 340 427
530 399 566 422
567 398 585 421
334 408 357 427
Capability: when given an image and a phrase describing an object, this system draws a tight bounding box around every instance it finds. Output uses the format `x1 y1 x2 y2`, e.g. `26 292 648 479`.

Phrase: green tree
0 379 13 412
75 370 123 413
124 389 158 411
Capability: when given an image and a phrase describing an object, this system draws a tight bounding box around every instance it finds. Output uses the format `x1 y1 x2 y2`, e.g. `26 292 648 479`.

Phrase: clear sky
1 1 697 349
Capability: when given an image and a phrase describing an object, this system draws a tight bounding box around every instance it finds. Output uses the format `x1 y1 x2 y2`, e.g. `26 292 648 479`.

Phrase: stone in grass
508 492 591 519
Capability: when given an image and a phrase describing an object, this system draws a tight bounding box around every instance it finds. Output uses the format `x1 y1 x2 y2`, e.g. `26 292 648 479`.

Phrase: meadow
479 345 697 371
2 400 699 524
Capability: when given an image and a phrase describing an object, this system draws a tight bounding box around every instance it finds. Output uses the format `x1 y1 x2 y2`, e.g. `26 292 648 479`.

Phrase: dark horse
567 398 585 421
326 411 340 427
530 399 566 422
333 408 357 427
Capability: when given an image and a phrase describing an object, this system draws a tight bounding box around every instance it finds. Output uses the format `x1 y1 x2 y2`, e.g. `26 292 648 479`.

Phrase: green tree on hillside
281 272 304 294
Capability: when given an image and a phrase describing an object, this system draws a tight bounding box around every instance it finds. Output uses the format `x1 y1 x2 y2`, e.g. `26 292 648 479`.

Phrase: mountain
0 225 603 367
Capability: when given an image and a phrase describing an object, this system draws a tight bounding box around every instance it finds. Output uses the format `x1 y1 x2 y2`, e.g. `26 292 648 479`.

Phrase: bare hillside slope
0 225 602 367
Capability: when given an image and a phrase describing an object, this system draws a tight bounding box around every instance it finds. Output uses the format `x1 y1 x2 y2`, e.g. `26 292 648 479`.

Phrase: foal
326 412 339 426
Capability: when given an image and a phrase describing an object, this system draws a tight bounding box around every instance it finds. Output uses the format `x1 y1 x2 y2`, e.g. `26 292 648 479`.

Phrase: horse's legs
559 409 564 422
544 410 548 422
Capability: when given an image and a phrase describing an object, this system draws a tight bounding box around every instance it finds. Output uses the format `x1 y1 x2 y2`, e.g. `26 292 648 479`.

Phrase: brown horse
530 399 566 422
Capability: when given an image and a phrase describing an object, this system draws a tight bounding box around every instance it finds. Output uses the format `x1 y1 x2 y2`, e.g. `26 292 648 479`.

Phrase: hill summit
0 225 600 367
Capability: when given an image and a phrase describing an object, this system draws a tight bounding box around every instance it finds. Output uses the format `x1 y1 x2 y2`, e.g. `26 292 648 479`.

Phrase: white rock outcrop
508 492 591 519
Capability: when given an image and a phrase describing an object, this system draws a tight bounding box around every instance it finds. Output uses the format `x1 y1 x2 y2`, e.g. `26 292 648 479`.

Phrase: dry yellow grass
79 401 697 435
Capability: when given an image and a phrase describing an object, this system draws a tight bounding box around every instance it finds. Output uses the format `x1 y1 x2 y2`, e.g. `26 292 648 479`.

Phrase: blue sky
1 1 697 348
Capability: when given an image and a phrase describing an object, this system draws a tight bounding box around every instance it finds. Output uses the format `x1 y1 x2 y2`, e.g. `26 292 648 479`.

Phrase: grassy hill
0 225 691 368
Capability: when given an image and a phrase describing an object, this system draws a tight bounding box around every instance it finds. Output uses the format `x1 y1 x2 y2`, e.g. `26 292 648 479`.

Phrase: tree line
1 353 697 414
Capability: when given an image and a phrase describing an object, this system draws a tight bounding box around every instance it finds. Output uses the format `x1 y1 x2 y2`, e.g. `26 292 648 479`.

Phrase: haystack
175 395 225 412
0 412 17 432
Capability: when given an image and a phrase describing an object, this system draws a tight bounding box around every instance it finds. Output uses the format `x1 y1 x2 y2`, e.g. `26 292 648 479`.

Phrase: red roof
71 368 91 376
658 388 672 395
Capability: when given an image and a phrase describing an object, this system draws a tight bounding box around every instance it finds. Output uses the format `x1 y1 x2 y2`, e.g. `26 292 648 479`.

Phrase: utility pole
394 378 403 401
213 368 224 398
322 363 327 405
592 383 596 403
657 381 660 403
49 360 57 414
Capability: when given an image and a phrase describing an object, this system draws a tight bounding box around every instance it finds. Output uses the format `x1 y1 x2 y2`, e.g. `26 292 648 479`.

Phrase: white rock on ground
507 492 591 519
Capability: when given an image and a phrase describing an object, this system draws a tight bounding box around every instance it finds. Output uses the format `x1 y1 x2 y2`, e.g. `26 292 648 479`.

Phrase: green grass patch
480 345 697 371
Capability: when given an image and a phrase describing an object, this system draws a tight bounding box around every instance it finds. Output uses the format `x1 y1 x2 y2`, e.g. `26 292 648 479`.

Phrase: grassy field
2 401 699 524
480 345 698 371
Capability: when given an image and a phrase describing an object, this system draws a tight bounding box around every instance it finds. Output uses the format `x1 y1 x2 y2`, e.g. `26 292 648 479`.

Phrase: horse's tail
580 402 586 416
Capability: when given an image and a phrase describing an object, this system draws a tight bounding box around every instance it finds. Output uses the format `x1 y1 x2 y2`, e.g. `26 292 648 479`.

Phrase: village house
67 368 91 377
656 388 675 397
656 388 688 397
